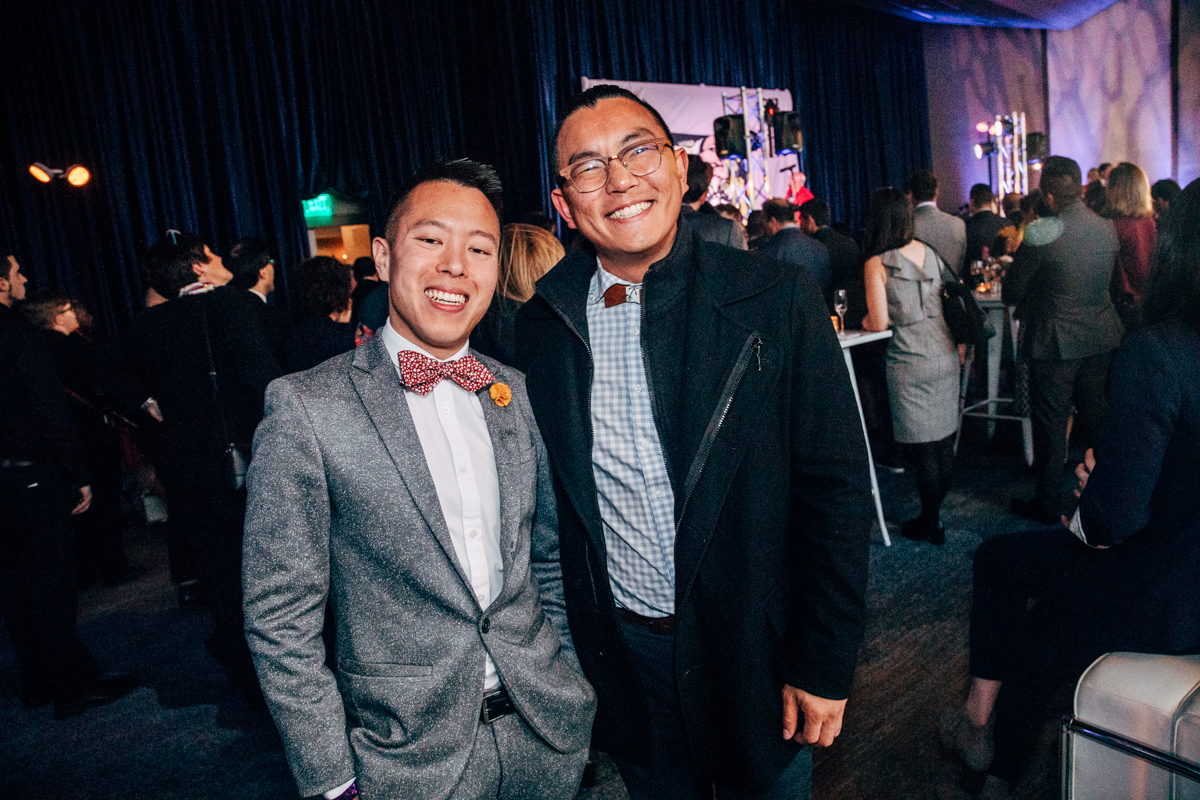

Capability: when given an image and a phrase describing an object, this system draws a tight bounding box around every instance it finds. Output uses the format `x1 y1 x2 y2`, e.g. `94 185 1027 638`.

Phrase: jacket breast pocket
338 658 433 678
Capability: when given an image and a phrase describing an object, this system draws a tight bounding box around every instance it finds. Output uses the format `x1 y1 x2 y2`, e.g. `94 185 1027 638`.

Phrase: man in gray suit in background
1003 155 1123 523
910 169 966 277
681 155 748 249
758 198 831 292
243 159 595 800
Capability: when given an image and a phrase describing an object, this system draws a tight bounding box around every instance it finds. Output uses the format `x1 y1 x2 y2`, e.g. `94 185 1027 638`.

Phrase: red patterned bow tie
398 351 495 396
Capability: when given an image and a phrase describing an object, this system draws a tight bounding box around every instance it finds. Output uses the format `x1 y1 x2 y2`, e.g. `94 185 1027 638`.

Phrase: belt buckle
481 692 499 724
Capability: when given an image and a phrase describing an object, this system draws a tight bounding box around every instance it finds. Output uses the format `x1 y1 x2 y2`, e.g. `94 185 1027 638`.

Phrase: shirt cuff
1068 509 1090 545
323 778 356 799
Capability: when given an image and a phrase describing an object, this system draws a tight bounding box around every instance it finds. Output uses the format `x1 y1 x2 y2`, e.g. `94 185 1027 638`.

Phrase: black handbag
939 263 996 348
199 297 249 491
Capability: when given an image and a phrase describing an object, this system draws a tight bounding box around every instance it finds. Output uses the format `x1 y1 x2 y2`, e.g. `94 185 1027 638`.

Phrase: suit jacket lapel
349 338 474 592
473 361 524 583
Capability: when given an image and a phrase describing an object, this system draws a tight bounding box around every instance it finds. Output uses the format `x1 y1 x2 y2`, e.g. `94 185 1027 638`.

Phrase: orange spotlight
65 165 90 186
29 163 54 182
975 122 989 133
989 122 1002 136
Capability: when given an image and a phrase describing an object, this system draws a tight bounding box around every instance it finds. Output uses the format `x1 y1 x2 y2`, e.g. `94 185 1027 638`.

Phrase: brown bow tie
603 283 642 308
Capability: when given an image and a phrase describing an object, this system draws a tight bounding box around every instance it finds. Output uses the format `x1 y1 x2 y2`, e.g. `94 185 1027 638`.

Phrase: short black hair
864 187 914 257
1144 177 1200 328
1040 156 1083 207
142 231 208 299
684 154 713 204
969 184 994 208
908 170 938 203
762 198 796 224
1151 178 1182 204
384 158 503 244
553 85 675 182
799 198 830 227
228 237 272 290
291 256 353 318
352 256 377 282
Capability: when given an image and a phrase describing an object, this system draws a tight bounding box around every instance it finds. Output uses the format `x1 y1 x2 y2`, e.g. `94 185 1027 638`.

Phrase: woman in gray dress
862 188 960 544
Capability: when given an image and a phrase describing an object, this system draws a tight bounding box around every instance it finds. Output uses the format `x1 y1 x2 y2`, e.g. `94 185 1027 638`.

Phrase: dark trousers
167 483 251 672
610 620 812 800
0 464 97 700
969 530 1137 782
1027 353 1112 514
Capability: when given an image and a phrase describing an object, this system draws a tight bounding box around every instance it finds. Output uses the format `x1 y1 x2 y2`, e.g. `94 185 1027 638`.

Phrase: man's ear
550 189 578 230
371 237 391 283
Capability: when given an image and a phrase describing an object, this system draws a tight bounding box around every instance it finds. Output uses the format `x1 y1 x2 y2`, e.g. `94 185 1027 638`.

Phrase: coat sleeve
1077 329 1177 546
242 378 354 798
775 270 873 700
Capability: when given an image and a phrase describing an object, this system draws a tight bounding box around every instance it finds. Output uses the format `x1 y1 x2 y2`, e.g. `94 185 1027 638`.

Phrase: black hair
683 154 713 204
553 85 675 184
762 198 796 224
352 256 377 282
291 256 353 318
863 187 914 257
1040 156 1083 207
908 170 938 203
227 237 273 290
799 198 830 228
1151 178 1182 204
384 158 503 244
969 184 994 208
1144 177 1200 330
142 231 208 299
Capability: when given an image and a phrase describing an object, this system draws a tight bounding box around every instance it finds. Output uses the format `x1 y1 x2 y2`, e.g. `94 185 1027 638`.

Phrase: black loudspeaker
1026 132 1049 161
772 112 803 155
714 115 746 158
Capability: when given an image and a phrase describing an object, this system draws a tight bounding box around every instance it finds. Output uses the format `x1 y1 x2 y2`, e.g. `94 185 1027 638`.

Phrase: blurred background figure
1151 177 1182 226
228 237 286 364
473 223 564 367
1104 162 1157 333
282 255 356 374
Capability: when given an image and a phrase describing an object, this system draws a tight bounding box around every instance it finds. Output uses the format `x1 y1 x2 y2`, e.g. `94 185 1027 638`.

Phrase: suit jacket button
481 617 491 633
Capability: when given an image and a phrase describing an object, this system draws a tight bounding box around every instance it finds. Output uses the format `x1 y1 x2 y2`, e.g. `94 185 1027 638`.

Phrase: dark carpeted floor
1 418 1074 799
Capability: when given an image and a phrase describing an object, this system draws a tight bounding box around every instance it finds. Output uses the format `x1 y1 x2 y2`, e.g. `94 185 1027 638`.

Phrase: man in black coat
799 198 862 316
0 253 137 719
119 233 280 686
517 85 872 799
964 183 1009 275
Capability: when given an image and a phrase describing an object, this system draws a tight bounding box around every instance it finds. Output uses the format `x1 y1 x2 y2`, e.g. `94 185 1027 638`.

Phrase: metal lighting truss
993 112 1029 197
721 87 771 212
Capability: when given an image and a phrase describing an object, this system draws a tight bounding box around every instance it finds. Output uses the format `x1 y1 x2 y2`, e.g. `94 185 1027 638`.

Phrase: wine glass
834 289 848 333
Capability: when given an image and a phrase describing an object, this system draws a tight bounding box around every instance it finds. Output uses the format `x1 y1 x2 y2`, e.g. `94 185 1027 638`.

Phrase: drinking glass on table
834 289 848 333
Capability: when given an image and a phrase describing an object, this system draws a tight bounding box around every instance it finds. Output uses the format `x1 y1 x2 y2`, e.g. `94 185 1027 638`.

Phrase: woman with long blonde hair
1105 162 1156 331
473 222 565 365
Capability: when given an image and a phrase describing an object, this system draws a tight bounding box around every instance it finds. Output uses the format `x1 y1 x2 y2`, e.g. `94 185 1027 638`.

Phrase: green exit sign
303 193 333 219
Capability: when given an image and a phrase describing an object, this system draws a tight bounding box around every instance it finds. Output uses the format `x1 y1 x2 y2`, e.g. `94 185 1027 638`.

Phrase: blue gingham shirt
587 262 677 617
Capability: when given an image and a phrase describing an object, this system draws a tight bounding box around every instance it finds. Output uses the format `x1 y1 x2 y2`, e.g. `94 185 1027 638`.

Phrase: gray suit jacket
243 338 595 799
913 202 967 277
1003 201 1124 360
757 226 832 291
681 206 748 249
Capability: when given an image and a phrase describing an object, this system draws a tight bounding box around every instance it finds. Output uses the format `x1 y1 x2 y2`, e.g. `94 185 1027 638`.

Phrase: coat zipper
675 334 762 532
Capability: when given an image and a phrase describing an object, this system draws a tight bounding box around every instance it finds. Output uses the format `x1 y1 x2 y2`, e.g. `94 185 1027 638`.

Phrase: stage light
989 123 1001 136
974 141 997 159
975 122 989 133
29 163 56 182
1025 132 1049 161
65 165 90 186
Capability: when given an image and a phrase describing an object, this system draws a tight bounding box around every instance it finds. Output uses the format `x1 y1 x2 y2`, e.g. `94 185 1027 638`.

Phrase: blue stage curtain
0 0 928 336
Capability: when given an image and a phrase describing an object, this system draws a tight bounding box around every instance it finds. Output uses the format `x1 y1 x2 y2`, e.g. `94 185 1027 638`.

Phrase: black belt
480 687 517 723
617 607 677 635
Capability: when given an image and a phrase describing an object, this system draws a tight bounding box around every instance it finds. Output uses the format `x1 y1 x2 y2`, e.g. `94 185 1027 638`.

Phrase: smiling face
372 180 500 359
551 97 688 281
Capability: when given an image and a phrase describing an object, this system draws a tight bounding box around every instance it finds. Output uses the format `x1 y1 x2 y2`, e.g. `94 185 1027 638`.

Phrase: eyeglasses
559 139 676 193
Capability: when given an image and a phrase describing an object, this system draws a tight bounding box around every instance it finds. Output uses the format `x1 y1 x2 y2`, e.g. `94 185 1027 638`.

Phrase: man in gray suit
1003 155 1123 523
758 198 831 292
243 159 595 800
910 169 966 277
681 155 748 249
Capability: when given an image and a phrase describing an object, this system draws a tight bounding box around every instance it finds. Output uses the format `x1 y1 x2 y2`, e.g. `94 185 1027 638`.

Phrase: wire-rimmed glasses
559 138 675 193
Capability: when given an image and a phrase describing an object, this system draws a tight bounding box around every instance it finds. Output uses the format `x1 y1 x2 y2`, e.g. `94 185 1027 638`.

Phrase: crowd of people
2 83 1198 800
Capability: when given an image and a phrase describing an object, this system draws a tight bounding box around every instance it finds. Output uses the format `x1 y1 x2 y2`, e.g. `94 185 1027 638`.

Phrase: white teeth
608 201 651 220
425 288 466 305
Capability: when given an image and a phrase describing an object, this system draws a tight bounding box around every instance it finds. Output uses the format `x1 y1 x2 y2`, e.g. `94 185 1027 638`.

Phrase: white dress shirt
325 323 504 799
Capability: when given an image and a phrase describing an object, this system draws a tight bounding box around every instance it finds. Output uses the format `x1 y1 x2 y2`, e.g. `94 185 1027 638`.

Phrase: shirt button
469 529 477 538
441 406 451 415
459 465 468 474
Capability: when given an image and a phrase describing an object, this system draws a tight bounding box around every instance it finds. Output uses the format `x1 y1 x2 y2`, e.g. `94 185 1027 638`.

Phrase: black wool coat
515 218 873 788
